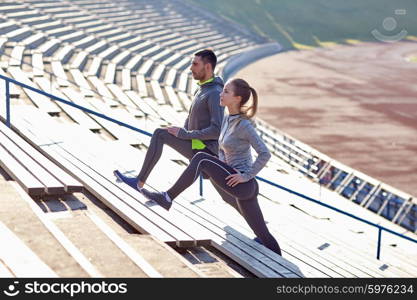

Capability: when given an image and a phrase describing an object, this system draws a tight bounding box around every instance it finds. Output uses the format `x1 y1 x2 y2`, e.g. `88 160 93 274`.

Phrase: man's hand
167 126 181 137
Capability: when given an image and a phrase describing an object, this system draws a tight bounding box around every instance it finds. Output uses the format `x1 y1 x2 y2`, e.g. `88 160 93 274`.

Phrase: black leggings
137 128 242 212
166 152 281 255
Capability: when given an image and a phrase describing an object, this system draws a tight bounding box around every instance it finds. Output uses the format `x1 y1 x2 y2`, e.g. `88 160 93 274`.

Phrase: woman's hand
226 171 247 187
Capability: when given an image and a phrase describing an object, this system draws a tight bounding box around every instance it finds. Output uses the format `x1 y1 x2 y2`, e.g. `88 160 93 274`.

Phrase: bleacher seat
0 116 83 195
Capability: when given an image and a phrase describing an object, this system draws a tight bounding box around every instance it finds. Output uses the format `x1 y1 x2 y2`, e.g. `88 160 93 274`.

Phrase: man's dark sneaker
114 170 141 192
141 188 172 211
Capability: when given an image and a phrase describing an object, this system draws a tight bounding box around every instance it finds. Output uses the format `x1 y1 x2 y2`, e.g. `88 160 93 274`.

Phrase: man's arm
176 91 224 140
183 116 189 130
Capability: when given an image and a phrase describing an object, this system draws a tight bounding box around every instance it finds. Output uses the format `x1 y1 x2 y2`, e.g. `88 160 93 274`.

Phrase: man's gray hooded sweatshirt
177 76 224 155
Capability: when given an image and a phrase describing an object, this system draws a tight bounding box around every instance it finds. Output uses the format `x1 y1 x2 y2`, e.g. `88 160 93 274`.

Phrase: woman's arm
241 121 271 181
218 147 226 162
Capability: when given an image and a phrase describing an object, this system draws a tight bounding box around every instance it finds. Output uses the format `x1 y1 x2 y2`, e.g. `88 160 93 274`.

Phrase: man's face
190 56 207 81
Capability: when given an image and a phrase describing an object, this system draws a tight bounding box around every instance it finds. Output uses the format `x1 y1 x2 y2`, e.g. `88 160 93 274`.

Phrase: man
114 49 226 193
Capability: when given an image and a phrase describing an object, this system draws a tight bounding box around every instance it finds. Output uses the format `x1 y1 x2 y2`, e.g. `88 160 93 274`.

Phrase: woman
139 78 281 255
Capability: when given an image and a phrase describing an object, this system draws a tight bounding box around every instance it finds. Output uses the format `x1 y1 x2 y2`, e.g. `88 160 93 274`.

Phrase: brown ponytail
229 78 258 119
245 87 258 119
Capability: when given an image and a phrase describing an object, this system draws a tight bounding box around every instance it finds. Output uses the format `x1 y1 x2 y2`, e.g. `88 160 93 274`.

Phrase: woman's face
220 82 241 107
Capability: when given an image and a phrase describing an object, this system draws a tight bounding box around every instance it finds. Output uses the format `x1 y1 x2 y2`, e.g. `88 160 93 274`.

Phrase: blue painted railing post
5 80 10 128
377 227 382 260
199 175 203 197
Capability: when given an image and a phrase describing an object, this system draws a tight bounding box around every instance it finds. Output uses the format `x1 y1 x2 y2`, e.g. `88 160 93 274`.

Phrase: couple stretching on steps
114 49 281 255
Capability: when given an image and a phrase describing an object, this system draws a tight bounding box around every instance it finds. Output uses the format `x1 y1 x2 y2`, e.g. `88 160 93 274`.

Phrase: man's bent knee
152 127 170 141
153 127 166 136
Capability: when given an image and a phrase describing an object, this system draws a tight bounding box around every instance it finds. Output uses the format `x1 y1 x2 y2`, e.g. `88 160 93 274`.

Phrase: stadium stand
0 0 416 278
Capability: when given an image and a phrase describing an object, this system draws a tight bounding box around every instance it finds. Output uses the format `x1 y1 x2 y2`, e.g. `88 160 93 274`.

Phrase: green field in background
188 0 417 50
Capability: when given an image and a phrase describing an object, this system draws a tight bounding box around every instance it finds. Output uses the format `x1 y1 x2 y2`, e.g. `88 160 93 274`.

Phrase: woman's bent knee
191 151 212 163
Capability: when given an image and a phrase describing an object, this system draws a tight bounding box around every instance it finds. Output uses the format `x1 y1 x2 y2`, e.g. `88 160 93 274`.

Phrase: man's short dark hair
194 49 217 70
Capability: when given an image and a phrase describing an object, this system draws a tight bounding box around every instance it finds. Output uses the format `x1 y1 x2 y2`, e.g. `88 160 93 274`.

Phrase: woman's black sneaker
141 188 172 211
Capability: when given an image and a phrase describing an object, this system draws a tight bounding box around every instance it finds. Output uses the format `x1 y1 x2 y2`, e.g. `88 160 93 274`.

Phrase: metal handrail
255 176 417 259
2 73 416 260
0 74 151 138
